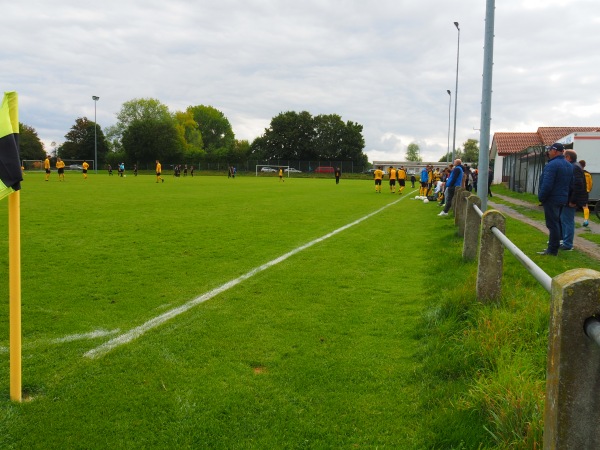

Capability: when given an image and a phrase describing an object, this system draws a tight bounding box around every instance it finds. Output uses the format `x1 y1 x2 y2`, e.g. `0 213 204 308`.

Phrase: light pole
92 96 99 174
447 90 452 164
452 21 460 162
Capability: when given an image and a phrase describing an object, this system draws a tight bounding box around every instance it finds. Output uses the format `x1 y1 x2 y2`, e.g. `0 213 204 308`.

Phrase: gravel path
488 194 600 261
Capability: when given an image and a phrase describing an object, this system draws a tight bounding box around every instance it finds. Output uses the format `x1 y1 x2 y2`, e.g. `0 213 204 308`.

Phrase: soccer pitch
0 173 450 447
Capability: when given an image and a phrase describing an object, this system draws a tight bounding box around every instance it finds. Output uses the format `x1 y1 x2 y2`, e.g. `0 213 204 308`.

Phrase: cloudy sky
2 0 599 162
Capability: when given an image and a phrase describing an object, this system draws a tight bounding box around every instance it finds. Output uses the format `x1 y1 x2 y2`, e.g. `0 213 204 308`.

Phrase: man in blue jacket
537 143 573 256
438 159 464 216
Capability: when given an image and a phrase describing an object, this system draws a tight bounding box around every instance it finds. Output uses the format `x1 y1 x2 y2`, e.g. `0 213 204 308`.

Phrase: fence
116 160 368 174
449 186 600 449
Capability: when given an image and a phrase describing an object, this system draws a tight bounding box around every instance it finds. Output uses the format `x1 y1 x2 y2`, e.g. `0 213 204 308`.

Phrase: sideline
85 194 411 359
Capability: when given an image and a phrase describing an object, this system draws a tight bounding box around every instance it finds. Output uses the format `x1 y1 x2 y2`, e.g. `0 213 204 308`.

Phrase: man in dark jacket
560 150 588 251
537 143 573 255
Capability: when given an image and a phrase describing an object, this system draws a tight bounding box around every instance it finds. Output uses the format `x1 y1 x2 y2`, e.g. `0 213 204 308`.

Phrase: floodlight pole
452 21 460 162
447 90 451 164
92 96 99 174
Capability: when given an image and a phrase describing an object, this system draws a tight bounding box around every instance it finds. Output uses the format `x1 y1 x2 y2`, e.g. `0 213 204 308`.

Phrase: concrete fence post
455 190 472 236
463 195 482 261
451 186 464 220
544 269 600 450
476 210 505 302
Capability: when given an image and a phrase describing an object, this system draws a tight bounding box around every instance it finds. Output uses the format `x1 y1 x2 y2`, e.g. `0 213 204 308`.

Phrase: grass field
0 172 599 448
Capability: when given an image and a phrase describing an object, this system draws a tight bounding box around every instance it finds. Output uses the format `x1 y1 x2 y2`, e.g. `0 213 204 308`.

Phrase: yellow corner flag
1 91 22 402
0 91 22 199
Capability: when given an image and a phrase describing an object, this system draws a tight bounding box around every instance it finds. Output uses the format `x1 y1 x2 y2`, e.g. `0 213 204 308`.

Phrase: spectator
580 160 592 227
537 143 573 256
560 150 587 251
438 159 464 216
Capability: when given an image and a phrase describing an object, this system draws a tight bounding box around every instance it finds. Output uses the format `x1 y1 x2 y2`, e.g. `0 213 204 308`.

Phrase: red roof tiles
493 127 600 155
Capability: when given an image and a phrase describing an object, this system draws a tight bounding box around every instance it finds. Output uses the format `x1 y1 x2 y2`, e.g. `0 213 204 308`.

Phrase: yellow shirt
56 160 65 169
44 158 50 169
389 168 396 180
82 162 89 170
156 163 162 173
374 169 384 180
397 168 406 180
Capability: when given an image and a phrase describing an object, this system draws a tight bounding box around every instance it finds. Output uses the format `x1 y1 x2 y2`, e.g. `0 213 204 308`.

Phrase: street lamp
452 21 460 162
447 90 452 164
92 96 99 174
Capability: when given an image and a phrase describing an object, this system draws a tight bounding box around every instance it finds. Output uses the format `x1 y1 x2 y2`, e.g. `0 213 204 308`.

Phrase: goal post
255 165 290 177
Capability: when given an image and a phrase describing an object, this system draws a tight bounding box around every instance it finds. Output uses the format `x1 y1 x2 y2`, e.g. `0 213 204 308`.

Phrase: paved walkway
488 194 600 261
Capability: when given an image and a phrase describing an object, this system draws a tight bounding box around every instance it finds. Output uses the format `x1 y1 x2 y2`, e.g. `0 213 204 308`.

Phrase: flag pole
9 189 21 402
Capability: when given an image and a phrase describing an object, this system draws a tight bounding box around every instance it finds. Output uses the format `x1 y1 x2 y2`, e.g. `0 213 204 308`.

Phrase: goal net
255 165 290 177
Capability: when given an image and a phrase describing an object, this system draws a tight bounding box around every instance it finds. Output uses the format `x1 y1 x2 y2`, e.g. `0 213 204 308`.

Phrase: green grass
0 173 598 448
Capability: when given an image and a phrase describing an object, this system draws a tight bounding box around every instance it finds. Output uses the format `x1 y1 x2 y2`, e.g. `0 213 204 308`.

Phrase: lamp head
447 89 451 95
454 21 459 30
92 96 99 101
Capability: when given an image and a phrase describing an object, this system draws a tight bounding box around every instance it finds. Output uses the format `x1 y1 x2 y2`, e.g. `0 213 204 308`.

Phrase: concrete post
455 190 471 236
463 194 482 261
451 186 464 218
476 210 505 301
544 269 600 450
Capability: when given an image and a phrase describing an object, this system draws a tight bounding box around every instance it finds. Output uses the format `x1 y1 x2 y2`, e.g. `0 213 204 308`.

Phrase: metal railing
449 186 600 448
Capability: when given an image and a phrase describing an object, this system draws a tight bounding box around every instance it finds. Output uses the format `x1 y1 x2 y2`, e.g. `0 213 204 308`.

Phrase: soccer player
397 166 406 194
335 167 341 184
82 161 89 179
419 166 428 197
374 166 384 193
279 167 284 182
44 155 51 181
156 160 164 183
389 166 396 193
56 157 65 181
190 165 194 177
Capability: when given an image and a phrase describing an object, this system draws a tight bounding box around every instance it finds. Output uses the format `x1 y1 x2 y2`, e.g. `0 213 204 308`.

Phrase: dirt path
488 194 600 261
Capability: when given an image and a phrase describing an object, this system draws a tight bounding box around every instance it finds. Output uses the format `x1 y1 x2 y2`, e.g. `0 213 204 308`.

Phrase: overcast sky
2 0 599 162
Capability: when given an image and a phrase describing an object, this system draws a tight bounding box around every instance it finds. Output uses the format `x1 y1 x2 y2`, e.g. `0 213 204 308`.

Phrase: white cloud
2 0 600 162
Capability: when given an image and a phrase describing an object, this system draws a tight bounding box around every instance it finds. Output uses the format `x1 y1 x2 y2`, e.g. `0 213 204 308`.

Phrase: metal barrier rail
585 317 600 347
472 203 552 293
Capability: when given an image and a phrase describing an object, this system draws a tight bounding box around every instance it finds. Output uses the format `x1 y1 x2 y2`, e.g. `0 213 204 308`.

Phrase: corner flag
1 91 22 402
0 91 22 200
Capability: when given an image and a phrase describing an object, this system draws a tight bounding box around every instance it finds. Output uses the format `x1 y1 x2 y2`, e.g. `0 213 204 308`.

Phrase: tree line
18 98 369 169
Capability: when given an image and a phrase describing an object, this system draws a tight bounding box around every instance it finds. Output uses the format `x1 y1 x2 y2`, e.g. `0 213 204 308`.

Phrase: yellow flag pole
9 189 21 402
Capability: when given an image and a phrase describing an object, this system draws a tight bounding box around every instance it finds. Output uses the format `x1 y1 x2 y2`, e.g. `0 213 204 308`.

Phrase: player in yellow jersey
580 160 592 226
373 166 384 193
389 166 396 193
56 157 65 181
397 166 406 194
82 161 89 179
279 167 284 182
156 160 164 183
44 155 51 181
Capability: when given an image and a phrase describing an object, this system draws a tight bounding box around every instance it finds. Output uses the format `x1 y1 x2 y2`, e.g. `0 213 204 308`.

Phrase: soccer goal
255 165 290 177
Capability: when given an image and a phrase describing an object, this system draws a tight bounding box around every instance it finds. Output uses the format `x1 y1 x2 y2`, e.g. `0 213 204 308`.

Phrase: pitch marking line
85 196 407 359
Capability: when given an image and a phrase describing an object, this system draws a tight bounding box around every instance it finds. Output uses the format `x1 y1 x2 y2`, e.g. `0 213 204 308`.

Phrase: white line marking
85 197 405 359
52 329 120 344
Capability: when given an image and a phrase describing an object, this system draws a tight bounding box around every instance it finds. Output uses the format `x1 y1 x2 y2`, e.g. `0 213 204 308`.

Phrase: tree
462 139 479 164
19 123 46 160
187 105 235 162
58 117 108 164
253 111 367 165
121 119 183 164
405 143 422 162
113 98 173 141
174 110 204 161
